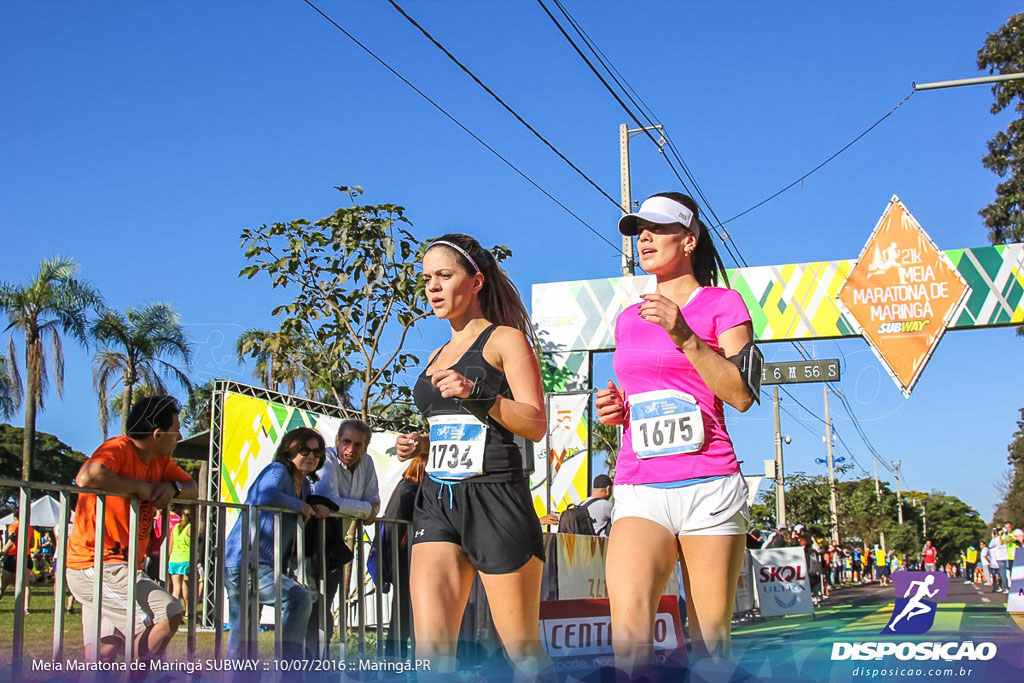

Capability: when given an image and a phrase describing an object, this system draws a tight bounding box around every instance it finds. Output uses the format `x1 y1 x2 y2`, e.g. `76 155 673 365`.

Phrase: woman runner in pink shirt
596 192 761 672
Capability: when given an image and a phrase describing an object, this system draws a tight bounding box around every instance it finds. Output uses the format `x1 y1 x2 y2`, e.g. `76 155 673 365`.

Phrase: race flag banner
750 547 815 617
743 476 763 509
534 392 590 516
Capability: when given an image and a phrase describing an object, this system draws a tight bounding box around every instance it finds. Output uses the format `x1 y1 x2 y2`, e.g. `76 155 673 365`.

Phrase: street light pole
824 384 840 544
913 72 1024 91
873 456 886 551
773 386 787 527
894 460 903 525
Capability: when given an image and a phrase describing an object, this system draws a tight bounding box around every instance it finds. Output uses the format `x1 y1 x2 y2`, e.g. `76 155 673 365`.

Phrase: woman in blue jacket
224 427 329 658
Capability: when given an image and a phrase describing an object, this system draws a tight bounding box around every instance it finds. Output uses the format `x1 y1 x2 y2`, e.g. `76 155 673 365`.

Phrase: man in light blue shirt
307 419 380 655
312 420 380 520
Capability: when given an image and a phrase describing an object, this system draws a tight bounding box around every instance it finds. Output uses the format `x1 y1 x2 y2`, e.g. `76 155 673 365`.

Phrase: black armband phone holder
461 378 499 420
727 341 763 403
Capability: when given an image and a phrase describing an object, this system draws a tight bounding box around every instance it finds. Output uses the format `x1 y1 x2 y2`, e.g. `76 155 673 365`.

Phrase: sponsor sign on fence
539 596 683 659
750 547 814 617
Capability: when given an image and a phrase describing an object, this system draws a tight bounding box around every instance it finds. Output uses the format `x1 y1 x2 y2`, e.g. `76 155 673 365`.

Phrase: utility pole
823 384 840 543
619 124 634 276
873 456 886 551
773 386 787 527
893 460 903 525
618 123 665 276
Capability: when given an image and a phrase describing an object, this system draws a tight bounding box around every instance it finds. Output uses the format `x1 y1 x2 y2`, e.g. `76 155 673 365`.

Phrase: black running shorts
411 476 544 575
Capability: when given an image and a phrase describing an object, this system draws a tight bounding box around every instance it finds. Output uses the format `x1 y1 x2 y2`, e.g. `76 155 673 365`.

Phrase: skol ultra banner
532 392 590 516
750 547 815 617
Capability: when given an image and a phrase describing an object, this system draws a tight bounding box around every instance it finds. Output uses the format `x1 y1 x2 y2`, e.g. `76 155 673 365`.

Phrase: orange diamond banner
837 195 969 397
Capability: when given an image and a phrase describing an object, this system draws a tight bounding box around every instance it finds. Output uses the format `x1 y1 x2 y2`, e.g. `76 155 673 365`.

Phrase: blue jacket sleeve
252 463 305 512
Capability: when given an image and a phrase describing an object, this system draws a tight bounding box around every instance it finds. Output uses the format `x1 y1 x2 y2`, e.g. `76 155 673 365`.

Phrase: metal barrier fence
0 477 409 677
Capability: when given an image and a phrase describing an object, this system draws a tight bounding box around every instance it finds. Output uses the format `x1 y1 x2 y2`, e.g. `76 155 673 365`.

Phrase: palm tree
0 356 23 420
180 379 214 434
0 257 102 480
235 328 354 407
92 303 193 439
235 328 305 396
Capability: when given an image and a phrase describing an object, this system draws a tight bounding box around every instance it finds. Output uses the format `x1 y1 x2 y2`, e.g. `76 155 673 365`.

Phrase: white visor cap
618 195 698 241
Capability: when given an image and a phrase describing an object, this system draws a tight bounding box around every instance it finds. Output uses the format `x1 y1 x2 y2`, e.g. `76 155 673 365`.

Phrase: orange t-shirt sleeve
162 458 191 484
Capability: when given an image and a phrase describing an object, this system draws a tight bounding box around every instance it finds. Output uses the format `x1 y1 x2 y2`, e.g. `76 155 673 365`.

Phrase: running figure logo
883 571 949 635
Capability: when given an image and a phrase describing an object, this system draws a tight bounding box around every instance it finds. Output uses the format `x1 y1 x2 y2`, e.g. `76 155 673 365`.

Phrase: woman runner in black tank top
412 322 523 478
395 234 551 677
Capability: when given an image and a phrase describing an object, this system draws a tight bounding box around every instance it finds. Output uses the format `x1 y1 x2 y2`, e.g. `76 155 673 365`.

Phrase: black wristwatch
172 480 183 498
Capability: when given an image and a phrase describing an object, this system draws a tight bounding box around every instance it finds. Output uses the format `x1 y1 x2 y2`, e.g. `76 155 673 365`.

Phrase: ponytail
426 233 535 345
650 192 729 288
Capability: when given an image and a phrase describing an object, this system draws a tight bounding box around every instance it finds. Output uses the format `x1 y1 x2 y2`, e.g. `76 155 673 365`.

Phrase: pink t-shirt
613 286 751 484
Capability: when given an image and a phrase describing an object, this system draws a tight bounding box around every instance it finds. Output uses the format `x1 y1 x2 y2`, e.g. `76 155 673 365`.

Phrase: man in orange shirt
1 519 34 612
65 395 197 663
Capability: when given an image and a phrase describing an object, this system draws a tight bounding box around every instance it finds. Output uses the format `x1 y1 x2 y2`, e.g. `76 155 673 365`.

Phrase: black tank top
412 323 522 481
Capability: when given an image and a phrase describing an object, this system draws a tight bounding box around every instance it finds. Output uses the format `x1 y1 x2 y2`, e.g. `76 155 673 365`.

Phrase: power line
386 0 622 213
541 3 891 469
299 0 626 258
720 90 916 226
538 0 899 472
535 0 744 268
546 0 744 266
541 7 912 479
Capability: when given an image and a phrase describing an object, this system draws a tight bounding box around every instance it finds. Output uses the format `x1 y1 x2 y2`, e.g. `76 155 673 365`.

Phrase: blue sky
2 1 1021 522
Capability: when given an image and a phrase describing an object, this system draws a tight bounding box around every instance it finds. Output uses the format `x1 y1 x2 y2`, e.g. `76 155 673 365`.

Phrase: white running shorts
612 471 749 536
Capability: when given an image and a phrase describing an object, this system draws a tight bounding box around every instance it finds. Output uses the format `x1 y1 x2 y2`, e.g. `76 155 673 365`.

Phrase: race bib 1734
427 414 488 480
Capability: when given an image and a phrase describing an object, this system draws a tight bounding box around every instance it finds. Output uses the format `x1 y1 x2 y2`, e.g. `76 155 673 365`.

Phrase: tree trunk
121 370 134 435
21 335 41 481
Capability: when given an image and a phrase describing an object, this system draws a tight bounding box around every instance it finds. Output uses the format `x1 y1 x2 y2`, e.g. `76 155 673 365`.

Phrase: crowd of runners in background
745 522 1023 598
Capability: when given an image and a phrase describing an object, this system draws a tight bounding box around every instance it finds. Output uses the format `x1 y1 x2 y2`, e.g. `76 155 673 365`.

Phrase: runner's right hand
596 380 626 426
396 432 425 461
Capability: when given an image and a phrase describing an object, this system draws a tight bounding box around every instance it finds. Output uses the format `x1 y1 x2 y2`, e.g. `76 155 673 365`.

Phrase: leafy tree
235 328 323 400
884 521 922 559
0 356 21 420
0 257 102 480
977 13 1024 244
592 420 620 474
181 379 214 435
0 423 86 515
993 408 1024 525
756 471 836 534
239 186 513 431
92 303 193 439
922 494 987 564
756 468 913 547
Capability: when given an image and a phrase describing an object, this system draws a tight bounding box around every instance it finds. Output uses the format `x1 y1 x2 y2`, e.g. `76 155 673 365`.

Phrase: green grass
0 588 388 667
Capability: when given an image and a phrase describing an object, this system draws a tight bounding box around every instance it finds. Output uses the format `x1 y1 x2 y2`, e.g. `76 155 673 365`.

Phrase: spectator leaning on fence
223 427 330 660
304 418 380 656
64 395 197 664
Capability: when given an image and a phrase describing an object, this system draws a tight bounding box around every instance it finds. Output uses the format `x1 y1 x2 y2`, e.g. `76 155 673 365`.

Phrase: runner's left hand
431 369 473 399
639 293 695 347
